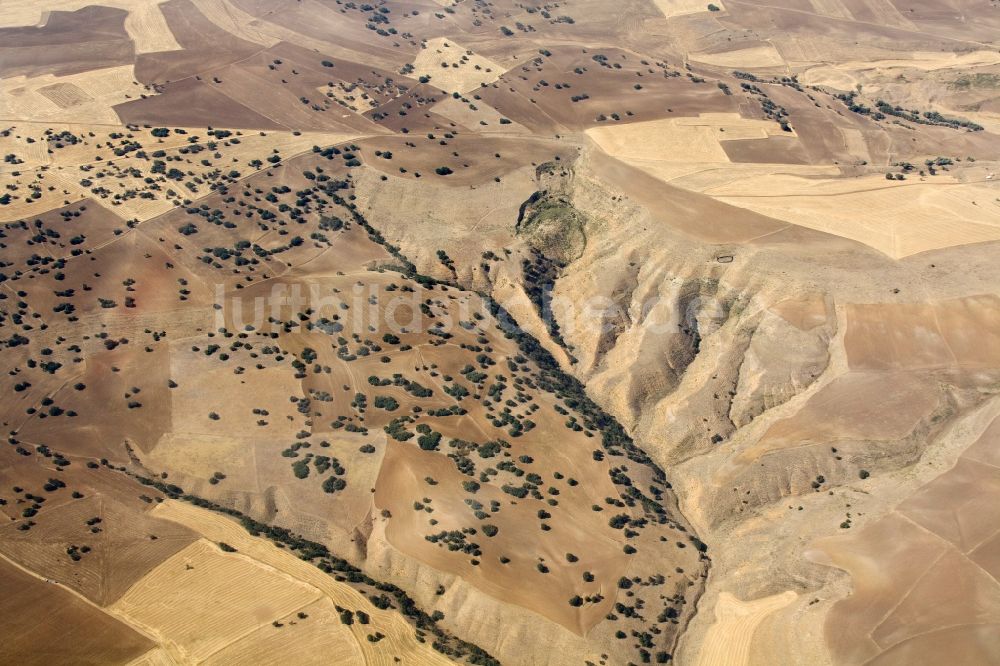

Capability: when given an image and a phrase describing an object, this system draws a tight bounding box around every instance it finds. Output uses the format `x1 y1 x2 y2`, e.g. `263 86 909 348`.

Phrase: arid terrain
1 0 999 664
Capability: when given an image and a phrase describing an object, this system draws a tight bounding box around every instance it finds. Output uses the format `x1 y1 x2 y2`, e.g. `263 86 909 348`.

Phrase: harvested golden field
186 0 280 48
711 174 1000 258
591 118 1000 258
1 65 143 125
692 591 797 666
0 0 180 54
799 50 1000 90
202 598 364 666
653 0 727 19
410 38 506 94
689 44 786 69
586 113 795 163
150 499 453 665
111 538 321 662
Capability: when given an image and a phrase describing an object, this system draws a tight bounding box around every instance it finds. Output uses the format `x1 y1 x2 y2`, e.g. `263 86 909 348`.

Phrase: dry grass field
653 0 727 19
410 38 506 94
3 0 1000 664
